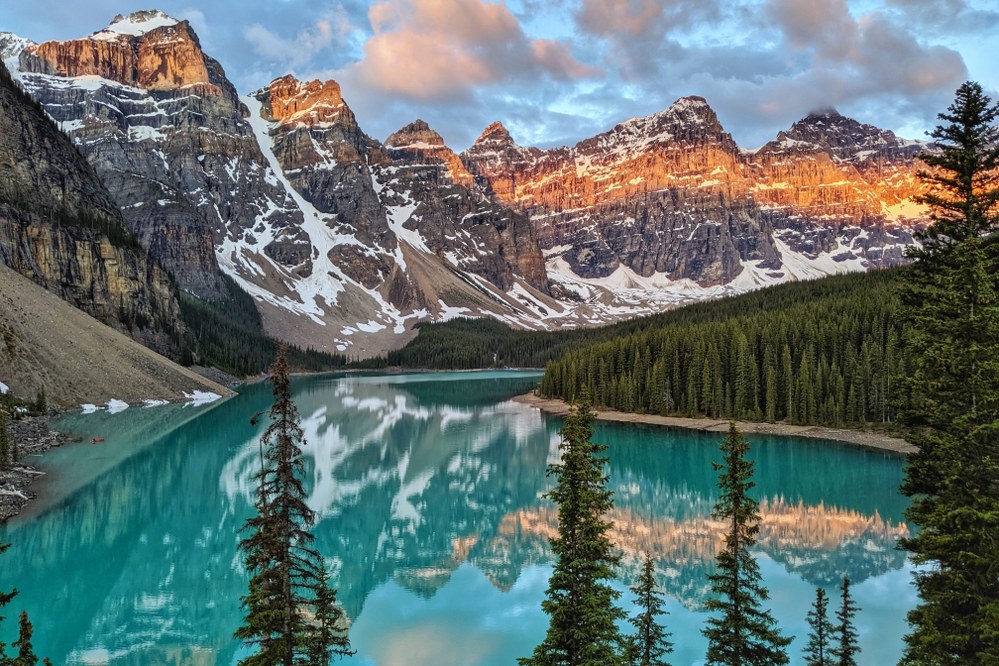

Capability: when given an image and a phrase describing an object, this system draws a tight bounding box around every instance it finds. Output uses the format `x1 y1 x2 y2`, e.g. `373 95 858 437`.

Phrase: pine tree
0 544 49 665
831 578 860 666
12 611 38 666
803 588 834 666
624 553 673 666
306 560 352 665
0 409 10 471
235 346 352 666
0 542 14 662
898 81 999 665
703 423 791 666
520 389 625 666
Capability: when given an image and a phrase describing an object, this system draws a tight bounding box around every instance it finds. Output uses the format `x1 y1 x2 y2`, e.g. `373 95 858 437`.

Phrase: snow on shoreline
106 399 130 414
77 391 225 412
183 390 223 406
0 381 9 395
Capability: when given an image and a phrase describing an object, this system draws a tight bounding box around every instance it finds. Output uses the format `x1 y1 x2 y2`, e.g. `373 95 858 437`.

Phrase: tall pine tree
625 553 673 666
703 423 791 665
235 346 352 666
803 588 834 666
898 81 999 665
0 543 49 665
831 577 860 666
520 389 625 666
0 409 10 471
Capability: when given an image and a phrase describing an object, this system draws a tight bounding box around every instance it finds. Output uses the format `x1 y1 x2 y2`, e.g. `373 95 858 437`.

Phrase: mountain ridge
0 10 935 359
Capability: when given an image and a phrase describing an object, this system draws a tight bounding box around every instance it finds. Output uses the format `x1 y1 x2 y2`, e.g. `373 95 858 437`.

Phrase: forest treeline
359 268 903 375
179 275 346 376
539 269 901 427
363 269 906 428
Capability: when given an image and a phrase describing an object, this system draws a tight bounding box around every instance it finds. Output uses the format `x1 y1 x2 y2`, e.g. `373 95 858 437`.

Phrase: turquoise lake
0 370 915 665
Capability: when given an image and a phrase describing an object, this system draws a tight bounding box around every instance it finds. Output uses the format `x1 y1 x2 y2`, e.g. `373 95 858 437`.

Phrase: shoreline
0 415 75 522
513 393 917 456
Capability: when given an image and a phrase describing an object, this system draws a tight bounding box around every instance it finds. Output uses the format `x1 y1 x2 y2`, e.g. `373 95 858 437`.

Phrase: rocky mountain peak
582 94 734 158
101 9 179 38
764 108 924 163
261 75 355 128
20 16 214 92
474 121 515 147
385 120 474 187
0 33 34 60
385 119 446 149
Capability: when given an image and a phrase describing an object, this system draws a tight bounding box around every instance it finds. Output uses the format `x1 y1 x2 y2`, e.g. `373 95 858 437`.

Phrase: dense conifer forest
363 269 900 371
364 269 905 428
539 270 902 427
179 275 346 376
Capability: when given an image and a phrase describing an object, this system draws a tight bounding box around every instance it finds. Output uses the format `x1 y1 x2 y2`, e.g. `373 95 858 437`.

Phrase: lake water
0 370 915 665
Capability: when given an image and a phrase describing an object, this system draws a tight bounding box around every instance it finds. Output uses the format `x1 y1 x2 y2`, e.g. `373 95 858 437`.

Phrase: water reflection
0 371 912 665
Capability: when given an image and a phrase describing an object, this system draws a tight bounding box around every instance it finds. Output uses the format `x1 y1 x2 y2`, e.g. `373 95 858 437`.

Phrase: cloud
575 0 665 37
765 0 857 60
243 6 354 70
883 0 999 33
341 0 598 102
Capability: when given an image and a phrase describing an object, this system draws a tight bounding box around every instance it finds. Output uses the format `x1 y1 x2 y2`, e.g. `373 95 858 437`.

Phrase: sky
3 0 998 151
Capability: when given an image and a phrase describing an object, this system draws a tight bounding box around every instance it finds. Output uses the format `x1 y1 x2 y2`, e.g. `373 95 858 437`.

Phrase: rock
0 59 181 353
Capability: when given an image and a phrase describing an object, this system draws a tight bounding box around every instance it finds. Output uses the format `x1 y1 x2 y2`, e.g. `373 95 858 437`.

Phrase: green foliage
898 81 999 665
520 390 626 666
180 275 346 376
235 347 353 665
361 271 902 384
803 588 834 666
831 578 860 666
703 423 791 666
625 554 673 666
0 410 9 472
539 270 900 428
0 543 48 665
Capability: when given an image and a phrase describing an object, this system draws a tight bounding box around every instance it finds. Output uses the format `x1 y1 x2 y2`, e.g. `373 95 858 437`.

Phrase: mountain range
0 10 932 360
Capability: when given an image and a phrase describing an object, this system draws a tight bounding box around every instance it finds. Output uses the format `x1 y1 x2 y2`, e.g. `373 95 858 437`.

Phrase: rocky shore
0 415 75 521
513 393 917 456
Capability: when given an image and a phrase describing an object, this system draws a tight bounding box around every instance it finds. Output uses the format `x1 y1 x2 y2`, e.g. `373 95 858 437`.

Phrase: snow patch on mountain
100 10 178 38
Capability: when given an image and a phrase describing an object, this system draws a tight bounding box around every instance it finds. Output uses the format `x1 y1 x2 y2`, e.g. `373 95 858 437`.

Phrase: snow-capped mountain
1 11 934 357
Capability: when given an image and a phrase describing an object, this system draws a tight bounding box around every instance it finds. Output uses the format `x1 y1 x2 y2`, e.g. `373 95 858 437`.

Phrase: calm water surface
0 371 915 665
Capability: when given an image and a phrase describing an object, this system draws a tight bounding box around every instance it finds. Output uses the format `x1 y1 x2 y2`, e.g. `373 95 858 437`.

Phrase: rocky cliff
9 10 292 299
2 11 935 357
0 59 180 353
462 97 929 291
4 14 560 357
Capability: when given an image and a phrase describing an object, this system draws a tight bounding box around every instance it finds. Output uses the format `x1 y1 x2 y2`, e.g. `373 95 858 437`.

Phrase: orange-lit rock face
385 119 475 189
264 75 354 127
466 103 926 223
20 20 214 92
462 100 929 285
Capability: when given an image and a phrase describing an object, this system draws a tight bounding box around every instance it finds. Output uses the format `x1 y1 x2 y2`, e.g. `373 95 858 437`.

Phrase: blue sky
3 0 998 150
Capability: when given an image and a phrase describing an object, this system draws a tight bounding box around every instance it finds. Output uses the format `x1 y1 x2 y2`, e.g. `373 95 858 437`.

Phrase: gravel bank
513 393 916 456
0 415 75 521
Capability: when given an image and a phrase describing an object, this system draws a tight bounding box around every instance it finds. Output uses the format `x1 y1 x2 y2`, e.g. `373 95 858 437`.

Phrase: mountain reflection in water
0 371 913 666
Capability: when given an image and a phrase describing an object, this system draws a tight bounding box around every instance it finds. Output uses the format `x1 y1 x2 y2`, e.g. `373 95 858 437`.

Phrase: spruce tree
0 542 15 661
625 553 673 666
235 346 352 666
831 577 860 666
307 560 351 665
702 423 791 666
0 409 9 471
12 611 38 666
520 389 625 666
898 81 999 665
803 588 834 666
0 544 49 665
